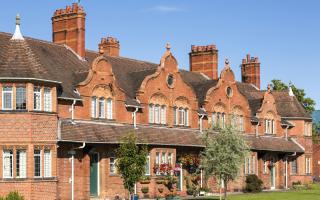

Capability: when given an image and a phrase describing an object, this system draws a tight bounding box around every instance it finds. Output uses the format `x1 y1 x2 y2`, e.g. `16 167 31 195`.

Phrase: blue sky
0 0 319 109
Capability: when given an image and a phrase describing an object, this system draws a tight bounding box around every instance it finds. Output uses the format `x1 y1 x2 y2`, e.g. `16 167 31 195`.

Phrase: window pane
34 150 41 177
106 98 112 119
16 87 26 110
110 157 116 174
185 109 189 126
154 105 160 124
99 98 105 118
44 150 51 177
3 87 13 110
149 104 154 123
168 153 172 165
160 106 166 124
34 87 41 110
3 150 13 178
44 88 52 112
179 108 185 125
291 159 297 174
16 150 27 178
161 152 166 164
91 97 97 118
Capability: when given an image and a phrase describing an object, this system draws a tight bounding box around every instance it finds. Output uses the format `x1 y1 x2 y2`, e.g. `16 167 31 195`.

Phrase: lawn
186 185 320 200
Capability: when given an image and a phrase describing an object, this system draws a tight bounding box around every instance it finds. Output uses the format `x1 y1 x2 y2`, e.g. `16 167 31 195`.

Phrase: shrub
244 174 263 193
4 191 24 200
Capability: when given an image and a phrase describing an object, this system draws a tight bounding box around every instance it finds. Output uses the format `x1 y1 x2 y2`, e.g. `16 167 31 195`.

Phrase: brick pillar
241 54 261 89
98 37 120 57
52 3 86 58
189 44 218 79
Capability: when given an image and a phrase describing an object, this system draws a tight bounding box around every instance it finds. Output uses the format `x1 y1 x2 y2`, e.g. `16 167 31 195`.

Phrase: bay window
33 87 41 111
3 150 13 178
2 87 13 110
44 88 52 112
16 150 26 178
34 150 41 177
44 150 52 177
16 87 26 110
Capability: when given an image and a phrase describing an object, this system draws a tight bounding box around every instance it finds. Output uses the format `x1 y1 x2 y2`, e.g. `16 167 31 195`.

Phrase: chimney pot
99 36 120 57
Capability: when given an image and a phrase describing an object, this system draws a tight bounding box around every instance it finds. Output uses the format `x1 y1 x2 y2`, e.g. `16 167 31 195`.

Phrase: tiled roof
0 32 311 119
59 120 304 153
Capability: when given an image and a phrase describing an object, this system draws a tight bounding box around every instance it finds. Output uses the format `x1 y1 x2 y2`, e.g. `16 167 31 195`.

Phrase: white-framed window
160 106 166 124
91 96 97 118
154 151 175 175
291 158 298 174
33 87 41 111
178 107 185 125
145 155 150 175
155 152 160 165
44 150 52 177
16 87 26 110
265 119 275 134
110 155 116 174
305 157 311 174
185 109 189 126
44 88 52 112
149 104 154 123
3 150 13 178
149 104 167 125
98 98 105 118
2 86 13 110
154 104 160 124
231 115 244 131
34 150 41 177
16 150 27 178
304 122 312 136
244 155 255 175
106 98 113 119
175 107 188 126
214 112 226 128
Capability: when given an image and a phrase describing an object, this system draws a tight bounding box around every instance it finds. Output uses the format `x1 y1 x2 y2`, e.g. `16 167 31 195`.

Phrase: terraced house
0 3 313 200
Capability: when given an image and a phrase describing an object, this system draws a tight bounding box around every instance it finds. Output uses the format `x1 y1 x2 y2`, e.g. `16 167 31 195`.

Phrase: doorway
90 153 99 197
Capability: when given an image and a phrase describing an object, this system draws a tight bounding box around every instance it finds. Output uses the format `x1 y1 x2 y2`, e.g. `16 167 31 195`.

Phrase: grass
186 184 320 200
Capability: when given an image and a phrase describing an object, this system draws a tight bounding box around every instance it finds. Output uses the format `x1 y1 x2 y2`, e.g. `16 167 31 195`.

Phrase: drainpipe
200 169 203 188
133 107 139 129
68 142 86 200
285 125 289 140
71 99 77 121
285 156 288 189
199 114 205 133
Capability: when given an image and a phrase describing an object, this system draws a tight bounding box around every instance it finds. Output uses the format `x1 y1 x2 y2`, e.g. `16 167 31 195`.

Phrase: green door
90 153 99 197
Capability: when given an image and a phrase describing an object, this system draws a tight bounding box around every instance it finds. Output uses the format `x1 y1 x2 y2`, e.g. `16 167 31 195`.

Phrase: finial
16 14 21 26
224 58 230 69
267 84 272 92
11 14 24 40
288 82 294 96
166 43 171 52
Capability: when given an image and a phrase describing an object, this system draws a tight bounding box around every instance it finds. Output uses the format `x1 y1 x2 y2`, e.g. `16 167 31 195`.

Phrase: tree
201 126 249 200
270 79 315 113
116 132 148 198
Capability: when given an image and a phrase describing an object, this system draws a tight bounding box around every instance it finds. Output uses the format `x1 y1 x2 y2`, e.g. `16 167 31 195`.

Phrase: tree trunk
223 179 228 200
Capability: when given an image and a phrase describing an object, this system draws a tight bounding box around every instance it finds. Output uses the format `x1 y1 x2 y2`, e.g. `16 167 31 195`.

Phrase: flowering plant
179 154 200 174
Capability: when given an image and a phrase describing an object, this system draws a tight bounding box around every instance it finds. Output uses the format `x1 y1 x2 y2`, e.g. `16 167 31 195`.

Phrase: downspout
133 107 139 129
69 142 86 200
71 99 77 121
285 125 289 140
285 155 288 189
199 114 205 133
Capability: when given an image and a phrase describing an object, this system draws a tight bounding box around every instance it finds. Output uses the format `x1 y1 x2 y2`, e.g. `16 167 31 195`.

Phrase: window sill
149 123 168 127
173 125 190 128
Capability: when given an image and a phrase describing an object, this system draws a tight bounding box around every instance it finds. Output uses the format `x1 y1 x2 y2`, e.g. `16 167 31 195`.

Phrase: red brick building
0 3 314 200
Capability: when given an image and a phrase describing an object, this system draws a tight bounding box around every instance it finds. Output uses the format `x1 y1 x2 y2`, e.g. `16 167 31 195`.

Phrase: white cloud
148 5 184 13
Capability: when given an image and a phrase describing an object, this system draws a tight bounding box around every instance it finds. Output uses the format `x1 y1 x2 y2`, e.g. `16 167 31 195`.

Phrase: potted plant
141 187 149 198
140 176 151 184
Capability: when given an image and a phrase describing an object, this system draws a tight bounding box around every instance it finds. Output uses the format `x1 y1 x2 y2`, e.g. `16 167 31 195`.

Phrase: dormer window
2 86 13 110
98 98 105 118
265 119 275 134
173 107 188 126
33 87 41 111
149 104 167 124
91 96 113 119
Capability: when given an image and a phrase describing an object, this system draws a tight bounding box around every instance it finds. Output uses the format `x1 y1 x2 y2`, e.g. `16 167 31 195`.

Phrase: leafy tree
116 132 148 198
270 79 315 113
201 126 249 200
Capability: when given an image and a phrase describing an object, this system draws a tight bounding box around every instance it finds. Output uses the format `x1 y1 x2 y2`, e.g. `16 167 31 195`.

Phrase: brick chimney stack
52 3 86 58
98 37 120 57
189 44 218 79
241 54 260 89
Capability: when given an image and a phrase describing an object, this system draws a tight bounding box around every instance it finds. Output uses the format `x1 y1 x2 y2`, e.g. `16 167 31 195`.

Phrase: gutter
0 77 62 84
